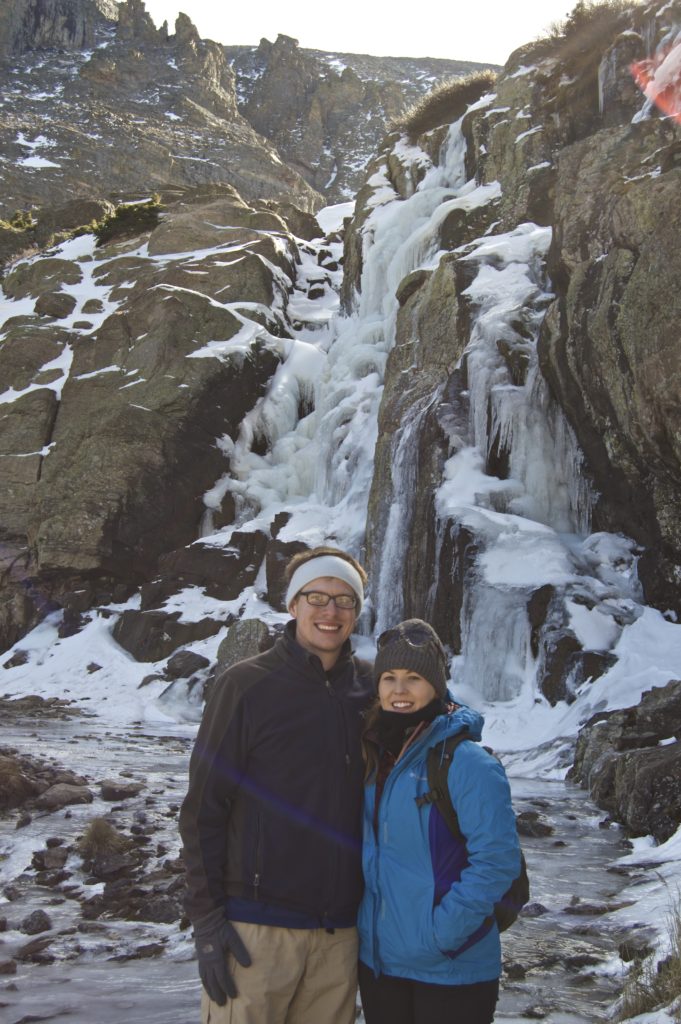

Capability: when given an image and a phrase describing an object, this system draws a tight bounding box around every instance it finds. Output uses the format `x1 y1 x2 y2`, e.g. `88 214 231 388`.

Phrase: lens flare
631 39 681 125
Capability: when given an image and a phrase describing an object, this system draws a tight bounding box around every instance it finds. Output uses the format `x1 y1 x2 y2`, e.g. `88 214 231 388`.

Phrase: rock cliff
0 0 497 222
0 0 117 56
569 679 681 843
226 34 496 203
0 1 321 219
0 184 319 651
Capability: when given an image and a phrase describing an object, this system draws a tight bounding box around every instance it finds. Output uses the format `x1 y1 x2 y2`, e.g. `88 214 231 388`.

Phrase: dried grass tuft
389 70 497 139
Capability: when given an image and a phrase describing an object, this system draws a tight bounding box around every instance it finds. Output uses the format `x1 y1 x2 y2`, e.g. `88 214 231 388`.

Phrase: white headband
285 555 364 613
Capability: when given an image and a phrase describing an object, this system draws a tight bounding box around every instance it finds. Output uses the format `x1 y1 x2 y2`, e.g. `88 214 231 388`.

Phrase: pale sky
142 0 579 66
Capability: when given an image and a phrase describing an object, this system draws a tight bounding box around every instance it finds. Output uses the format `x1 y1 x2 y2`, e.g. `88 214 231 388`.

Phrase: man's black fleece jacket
179 623 373 928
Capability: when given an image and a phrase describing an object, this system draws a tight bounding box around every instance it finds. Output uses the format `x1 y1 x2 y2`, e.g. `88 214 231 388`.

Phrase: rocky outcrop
0 186 313 652
0 744 91 810
226 36 499 204
0 4 502 219
569 680 681 843
0 3 321 220
0 0 116 57
232 34 404 203
538 119 681 613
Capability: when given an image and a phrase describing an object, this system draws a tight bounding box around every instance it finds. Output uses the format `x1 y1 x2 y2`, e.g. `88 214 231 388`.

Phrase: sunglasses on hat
377 623 446 664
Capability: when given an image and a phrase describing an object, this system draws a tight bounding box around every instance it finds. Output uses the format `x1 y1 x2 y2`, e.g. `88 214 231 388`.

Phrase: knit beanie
374 618 448 699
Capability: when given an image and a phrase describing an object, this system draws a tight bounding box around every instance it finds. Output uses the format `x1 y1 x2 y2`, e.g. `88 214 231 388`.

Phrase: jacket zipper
372 733 433 973
324 674 350 923
253 812 262 899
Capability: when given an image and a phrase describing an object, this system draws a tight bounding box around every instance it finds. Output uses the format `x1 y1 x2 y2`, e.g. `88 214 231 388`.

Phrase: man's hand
193 908 252 1005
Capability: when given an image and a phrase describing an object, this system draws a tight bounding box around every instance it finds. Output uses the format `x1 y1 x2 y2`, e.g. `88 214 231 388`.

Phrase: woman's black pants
358 960 499 1024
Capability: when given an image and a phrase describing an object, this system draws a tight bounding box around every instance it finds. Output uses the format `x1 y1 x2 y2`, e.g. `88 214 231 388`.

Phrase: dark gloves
193 907 252 1005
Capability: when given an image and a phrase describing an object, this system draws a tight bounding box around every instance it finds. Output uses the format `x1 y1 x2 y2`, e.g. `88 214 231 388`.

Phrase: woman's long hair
361 697 382 782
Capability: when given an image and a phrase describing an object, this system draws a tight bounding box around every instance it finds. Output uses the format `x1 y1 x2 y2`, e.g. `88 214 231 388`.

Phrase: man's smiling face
289 576 357 670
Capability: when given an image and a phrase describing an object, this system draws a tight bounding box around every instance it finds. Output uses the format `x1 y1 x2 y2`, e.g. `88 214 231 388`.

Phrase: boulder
0 751 42 808
141 533 269 610
35 783 93 810
100 779 145 801
113 610 224 662
257 200 321 241
3 257 83 300
34 291 78 319
32 846 68 870
165 649 210 679
516 811 554 838
216 618 275 668
15 935 55 963
569 680 681 842
21 910 52 935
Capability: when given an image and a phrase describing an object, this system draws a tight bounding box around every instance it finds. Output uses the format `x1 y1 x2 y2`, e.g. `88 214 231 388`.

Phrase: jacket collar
365 702 485 761
277 619 354 680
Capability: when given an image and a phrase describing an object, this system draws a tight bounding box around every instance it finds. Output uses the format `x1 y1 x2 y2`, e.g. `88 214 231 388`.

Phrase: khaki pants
201 921 359 1024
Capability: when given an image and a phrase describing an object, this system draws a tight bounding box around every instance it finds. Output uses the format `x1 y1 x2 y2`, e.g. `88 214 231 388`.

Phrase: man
179 546 372 1024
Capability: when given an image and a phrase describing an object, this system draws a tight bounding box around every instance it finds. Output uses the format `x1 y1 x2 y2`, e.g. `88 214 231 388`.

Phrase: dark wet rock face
0 188 291 654
140 533 269 610
0 0 113 57
539 120 681 614
569 680 681 842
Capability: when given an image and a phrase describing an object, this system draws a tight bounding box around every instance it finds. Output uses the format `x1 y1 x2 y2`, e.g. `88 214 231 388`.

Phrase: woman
358 619 521 1024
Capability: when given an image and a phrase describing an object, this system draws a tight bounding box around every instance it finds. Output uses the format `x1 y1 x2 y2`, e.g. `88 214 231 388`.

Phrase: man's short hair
285 546 368 589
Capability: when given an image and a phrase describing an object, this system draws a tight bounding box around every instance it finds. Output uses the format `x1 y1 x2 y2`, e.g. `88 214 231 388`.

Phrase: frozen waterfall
205 106 640 712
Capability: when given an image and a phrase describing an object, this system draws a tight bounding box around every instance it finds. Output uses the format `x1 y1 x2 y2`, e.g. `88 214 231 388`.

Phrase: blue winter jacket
358 703 521 985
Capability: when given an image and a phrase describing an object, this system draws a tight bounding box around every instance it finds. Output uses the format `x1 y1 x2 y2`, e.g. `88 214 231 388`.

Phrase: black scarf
375 697 445 757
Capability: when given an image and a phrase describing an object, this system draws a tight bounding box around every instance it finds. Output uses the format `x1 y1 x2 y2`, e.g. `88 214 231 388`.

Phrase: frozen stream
0 713 638 1024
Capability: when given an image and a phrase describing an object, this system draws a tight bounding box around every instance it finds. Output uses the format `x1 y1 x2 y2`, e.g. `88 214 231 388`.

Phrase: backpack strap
414 730 473 841
415 730 531 933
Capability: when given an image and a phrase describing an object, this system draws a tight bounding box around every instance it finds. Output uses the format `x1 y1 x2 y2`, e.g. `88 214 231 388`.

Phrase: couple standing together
179 546 522 1024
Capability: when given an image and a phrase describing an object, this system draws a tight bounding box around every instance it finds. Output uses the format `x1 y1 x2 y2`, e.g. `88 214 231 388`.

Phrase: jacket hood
427 700 484 745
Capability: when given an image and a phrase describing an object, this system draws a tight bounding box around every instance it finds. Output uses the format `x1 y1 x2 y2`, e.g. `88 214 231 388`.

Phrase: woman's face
378 669 437 712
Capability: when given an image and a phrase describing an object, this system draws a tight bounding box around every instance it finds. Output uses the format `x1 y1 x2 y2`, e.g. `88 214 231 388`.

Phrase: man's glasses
299 590 358 610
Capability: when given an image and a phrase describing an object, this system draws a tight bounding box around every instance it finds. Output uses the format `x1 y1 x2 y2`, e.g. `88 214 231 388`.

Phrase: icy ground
0 705 662 1023
3 598 681 1022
